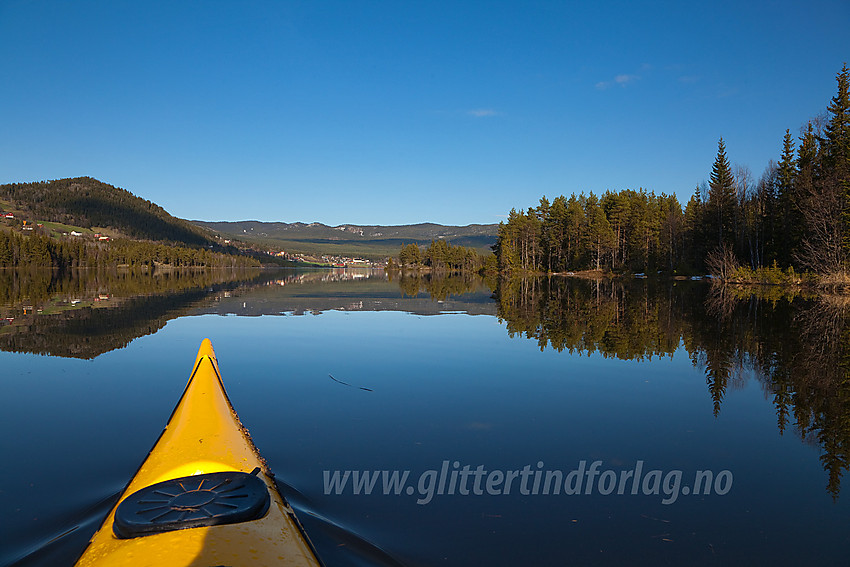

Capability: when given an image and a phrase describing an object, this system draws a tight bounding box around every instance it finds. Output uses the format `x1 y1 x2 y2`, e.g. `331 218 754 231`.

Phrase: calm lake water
1 268 849 566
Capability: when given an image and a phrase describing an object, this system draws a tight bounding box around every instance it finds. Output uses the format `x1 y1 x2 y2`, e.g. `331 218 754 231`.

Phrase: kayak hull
74 339 322 567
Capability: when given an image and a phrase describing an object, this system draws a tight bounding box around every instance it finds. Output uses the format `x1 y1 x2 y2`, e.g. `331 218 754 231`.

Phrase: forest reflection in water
493 275 850 499
0 268 494 359
0 267 267 358
2 267 849 498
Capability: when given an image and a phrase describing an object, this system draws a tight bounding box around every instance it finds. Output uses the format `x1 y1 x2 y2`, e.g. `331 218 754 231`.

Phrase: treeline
495 190 685 273
0 177 212 246
106 239 261 268
0 231 260 269
495 64 850 278
395 239 487 272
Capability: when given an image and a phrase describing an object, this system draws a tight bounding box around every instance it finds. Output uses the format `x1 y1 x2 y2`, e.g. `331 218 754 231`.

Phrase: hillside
0 177 213 247
0 176 497 264
193 220 499 259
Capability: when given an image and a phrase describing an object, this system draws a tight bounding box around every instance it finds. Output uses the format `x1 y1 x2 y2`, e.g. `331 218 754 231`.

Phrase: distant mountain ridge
193 220 497 240
0 176 497 260
192 220 499 258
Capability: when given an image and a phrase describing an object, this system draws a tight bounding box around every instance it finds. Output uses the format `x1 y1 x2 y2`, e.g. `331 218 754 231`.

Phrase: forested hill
0 177 213 246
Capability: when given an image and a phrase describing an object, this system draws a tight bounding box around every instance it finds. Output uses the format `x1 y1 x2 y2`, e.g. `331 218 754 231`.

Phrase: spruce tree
707 137 737 250
798 122 819 199
823 64 850 258
776 129 798 266
823 63 850 177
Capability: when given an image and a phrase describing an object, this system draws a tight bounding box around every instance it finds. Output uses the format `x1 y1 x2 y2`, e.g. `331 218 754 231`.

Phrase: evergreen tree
823 63 850 180
822 64 850 257
707 137 738 250
602 191 631 269
0 232 12 266
542 196 568 272
494 210 521 273
775 130 798 265
797 122 819 203
659 193 684 271
564 197 585 270
523 207 543 272
583 193 614 271
683 186 705 270
626 189 659 271
399 243 422 267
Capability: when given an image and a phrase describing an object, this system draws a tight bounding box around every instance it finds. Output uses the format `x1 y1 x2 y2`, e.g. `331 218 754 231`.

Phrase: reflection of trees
786 295 850 499
495 276 850 498
0 269 490 360
697 287 850 498
397 273 482 301
0 268 264 358
0 268 265 310
495 277 685 359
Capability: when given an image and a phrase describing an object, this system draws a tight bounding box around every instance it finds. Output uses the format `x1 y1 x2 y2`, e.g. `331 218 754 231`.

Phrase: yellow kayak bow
74 339 322 566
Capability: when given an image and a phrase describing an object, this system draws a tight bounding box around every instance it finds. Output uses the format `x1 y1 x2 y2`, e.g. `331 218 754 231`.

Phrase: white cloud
615 74 638 85
467 108 500 117
596 73 640 90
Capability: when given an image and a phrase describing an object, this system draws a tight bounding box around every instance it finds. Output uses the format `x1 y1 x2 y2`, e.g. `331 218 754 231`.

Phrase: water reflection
493 275 850 498
0 268 266 358
0 268 495 359
196 269 495 317
392 271 492 302
5 270 850 565
4 268 849 499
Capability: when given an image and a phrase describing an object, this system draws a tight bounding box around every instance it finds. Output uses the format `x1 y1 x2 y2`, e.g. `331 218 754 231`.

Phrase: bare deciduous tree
705 242 740 281
795 179 846 278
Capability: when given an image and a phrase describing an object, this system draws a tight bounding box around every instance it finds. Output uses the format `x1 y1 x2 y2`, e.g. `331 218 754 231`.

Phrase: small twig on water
328 374 373 391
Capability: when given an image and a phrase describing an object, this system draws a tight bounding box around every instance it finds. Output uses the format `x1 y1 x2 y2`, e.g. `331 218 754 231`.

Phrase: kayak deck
75 339 322 566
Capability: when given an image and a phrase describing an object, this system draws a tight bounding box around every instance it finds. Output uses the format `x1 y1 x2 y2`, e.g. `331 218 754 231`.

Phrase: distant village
273 249 381 268
213 234 383 267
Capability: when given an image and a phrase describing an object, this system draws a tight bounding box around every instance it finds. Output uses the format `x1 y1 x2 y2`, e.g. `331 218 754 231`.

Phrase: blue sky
2 1 848 226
